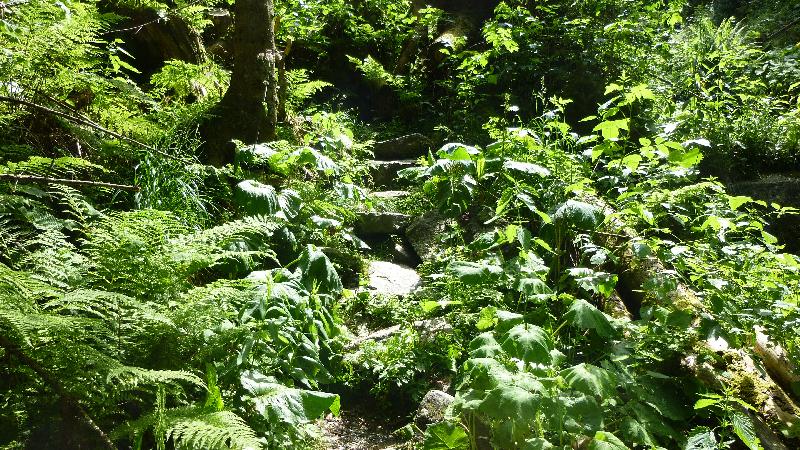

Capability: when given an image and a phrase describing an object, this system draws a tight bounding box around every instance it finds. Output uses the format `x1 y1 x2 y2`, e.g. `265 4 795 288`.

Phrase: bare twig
0 95 187 163
0 174 140 192
765 15 800 42
98 0 206 36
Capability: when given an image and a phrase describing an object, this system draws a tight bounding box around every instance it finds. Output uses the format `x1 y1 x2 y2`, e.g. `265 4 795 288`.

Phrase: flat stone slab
355 211 411 235
405 210 454 262
365 261 421 297
372 133 432 160
373 190 411 199
347 318 452 349
368 159 418 188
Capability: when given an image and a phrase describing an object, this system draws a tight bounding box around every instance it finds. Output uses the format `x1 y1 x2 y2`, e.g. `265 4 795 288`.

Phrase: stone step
372 190 411 199
354 211 411 236
372 133 431 160
364 260 421 298
368 159 418 188
347 318 451 349
405 210 454 262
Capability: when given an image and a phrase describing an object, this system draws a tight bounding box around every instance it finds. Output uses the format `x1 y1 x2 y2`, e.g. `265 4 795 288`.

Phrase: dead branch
0 95 187 163
0 173 140 192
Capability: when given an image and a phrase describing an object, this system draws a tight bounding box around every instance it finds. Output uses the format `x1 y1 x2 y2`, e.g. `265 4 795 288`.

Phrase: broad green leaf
477 385 541 422
296 245 342 295
241 371 339 426
727 195 752 211
563 394 604 434
423 422 470 450
561 363 616 397
553 200 604 231
495 309 524 332
500 323 552 364
693 398 720 410
521 438 555 450
235 180 279 215
621 154 642 171
620 417 658 447
462 357 514 391
667 146 703 168
447 260 503 285
292 147 339 174
564 298 615 338
589 431 629 450
503 160 551 177
468 332 504 358
277 189 302 219
731 412 761 450
684 427 717 450
568 269 618 299
593 119 629 140
436 143 481 161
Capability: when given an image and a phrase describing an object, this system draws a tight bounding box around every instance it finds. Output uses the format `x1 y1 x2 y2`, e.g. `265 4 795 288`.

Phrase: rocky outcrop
371 133 431 160
369 159 418 188
355 211 412 236
729 175 800 252
405 210 453 262
414 390 455 429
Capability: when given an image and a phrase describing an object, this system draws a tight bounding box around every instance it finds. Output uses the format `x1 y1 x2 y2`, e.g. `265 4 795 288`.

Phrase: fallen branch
584 194 800 450
0 95 187 163
0 173 140 191
0 335 116 450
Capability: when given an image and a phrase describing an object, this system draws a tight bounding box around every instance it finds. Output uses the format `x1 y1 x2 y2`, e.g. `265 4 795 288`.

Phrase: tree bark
201 0 278 166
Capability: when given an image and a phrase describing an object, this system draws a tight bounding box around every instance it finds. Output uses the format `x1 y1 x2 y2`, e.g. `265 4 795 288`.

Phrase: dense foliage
1 0 798 449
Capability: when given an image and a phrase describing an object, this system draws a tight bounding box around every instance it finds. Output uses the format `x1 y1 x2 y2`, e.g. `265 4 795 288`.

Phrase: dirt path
320 407 405 450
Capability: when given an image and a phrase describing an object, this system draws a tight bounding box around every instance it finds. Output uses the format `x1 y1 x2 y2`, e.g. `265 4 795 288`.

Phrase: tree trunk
201 0 278 166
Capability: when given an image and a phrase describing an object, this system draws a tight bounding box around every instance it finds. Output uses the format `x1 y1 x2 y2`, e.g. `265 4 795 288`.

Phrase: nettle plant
425 304 693 450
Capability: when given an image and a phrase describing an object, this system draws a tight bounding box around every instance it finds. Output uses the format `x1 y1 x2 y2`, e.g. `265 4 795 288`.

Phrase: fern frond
167 409 262 450
0 307 103 349
178 215 282 250
108 366 206 391
114 408 262 450
48 183 103 227
0 264 59 309
0 156 110 180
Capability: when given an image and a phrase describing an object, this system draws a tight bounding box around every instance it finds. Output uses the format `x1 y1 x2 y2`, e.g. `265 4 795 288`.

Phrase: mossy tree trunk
202 0 278 166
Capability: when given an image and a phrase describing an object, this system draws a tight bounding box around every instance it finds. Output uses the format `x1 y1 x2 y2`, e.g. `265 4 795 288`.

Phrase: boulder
405 210 454 262
373 190 411 200
389 239 420 267
369 159 418 188
346 318 451 349
365 261 421 297
372 133 432 160
355 211 411 236
414 390 455 429
729 175 800 252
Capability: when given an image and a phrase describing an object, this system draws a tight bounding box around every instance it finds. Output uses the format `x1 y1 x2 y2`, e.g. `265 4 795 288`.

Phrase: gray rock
355 212 411 236
372 133 432 160
729 175 800 252
365 261 421 297
347 318 451 349
405 210 454 262
369 159 418 188
415 390 455 429
389 239 420 267
373 190 411 199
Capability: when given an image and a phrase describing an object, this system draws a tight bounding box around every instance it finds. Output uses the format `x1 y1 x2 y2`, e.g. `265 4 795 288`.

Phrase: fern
0 156 110 179
115 407 261 450
108 366 206 391
285 69 332 114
